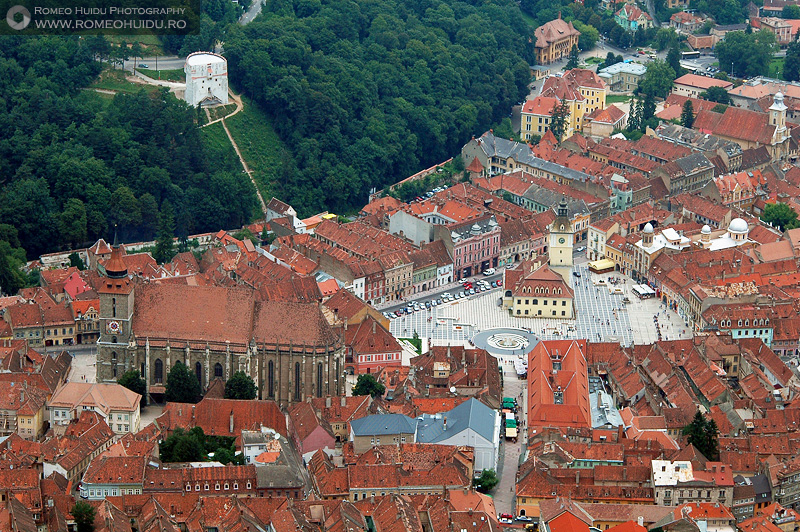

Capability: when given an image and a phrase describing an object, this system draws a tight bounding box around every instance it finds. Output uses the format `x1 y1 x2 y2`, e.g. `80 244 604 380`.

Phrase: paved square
389 265 692 346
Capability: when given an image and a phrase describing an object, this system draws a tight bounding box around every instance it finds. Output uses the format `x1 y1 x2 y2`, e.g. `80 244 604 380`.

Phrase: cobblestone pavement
491 367 526 517
388 265 692 347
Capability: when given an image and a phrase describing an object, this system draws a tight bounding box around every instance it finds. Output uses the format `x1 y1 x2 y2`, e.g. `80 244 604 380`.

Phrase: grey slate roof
254 437 305 489
450 216 499 242
350 414 417 436
675 152 714 175
522 185 592 215
415 398 497 443
655 124 742 158
476 131 592 183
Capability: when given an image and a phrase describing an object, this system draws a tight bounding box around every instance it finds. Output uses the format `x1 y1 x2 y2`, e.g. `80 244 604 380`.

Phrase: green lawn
769 57 785 80
225 97 287 202
88 67 158 94
207 103 238 122
519 10 536 28
200 121 240 167
606 94 631 103
136 68 184 82
585 56 604 65
107 34 164 55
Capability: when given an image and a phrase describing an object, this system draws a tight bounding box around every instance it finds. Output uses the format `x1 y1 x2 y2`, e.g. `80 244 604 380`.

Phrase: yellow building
502 261 575 319
540 69 607 139
17 394 47 440
534 16 581 65
549 197 574 270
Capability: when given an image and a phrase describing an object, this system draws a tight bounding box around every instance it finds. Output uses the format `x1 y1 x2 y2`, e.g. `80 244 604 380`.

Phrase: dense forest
0 35 257 270
223 0 534 215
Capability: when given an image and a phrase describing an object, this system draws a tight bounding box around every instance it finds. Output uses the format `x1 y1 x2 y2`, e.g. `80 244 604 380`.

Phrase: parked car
573 271 581 277
517 515 533 522
469 288 475 295
395 310 403 317
499 514 514 524
139 63 149 68
483 268 495 276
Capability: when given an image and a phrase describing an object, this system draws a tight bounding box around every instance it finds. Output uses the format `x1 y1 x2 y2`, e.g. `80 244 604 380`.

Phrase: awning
589 258 615 271
505 428 518 437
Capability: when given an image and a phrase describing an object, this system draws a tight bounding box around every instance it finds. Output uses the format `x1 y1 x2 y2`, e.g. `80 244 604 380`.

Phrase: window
195 362 203 387
268 360 274 398
317 362 323 398
214 363 223 378
294 363 302 400
154 359 163 383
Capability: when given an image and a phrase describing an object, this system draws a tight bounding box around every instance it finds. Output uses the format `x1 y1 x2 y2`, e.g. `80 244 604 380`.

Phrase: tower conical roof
105 244 128 279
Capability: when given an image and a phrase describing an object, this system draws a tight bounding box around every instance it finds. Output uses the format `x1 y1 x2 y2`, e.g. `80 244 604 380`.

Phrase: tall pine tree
549 100 571 143
154 201 176 264
681 100 695 128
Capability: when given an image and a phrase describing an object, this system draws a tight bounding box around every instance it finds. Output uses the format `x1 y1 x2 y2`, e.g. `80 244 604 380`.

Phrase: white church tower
184 52 229 107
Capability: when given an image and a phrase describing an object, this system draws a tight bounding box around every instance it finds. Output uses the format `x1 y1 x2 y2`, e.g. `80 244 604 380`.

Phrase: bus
682 51 700 60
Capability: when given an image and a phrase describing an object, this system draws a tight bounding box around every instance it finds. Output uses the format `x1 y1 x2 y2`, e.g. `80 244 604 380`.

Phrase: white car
482 268 495 276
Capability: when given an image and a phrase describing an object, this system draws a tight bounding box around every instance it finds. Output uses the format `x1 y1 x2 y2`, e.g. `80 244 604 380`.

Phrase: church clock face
107 320 121 334
558 237 566 244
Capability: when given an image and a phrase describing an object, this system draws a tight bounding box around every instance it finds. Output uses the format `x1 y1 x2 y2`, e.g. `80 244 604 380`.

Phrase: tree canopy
785 38 800 82
72 501 96 532
682 411 720 461
474 469 499 493
0 35 258 262
224 0 533 216
716 30 777 78
160 427 243 464
699 86 732 105
165 361 202 404
681 100 694 128
352 374 386 397
118 370 147 403
761 202 800 231
639 59 676 99
224 371 258 400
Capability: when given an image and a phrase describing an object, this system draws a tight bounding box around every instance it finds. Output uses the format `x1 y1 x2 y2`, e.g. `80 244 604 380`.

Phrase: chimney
344 317 348 331
575 470 580 486
638 517 644 527
325 397 331 408
372 320 376 334
443 417 447 431
229 411 234 434
341 396 346 407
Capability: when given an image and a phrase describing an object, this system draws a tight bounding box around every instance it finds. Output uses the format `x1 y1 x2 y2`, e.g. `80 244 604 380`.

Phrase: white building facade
184 52 229 107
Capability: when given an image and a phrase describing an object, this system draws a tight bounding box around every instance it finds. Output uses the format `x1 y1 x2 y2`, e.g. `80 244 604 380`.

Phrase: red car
498 513 514 524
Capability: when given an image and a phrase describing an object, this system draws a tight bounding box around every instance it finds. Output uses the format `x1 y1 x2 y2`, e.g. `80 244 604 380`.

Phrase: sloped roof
534 17 580 49
415 398 497 443
350 414 417 436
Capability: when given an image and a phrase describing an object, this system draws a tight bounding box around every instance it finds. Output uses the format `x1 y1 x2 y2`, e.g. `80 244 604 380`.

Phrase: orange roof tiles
522 96 560 116
528 340 591 430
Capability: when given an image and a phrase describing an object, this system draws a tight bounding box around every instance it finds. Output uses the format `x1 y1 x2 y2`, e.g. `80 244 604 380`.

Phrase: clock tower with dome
549 196 574 275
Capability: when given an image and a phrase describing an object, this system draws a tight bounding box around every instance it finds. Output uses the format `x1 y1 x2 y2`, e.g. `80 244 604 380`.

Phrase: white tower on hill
184 52 229 107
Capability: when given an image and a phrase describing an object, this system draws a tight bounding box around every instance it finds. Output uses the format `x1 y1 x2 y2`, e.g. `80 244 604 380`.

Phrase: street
122 55 185 72
380 272 505 315
492 367 526 519
239 0 264 25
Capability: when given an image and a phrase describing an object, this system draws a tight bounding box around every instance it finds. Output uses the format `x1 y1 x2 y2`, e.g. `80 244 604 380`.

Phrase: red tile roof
522 96 560 116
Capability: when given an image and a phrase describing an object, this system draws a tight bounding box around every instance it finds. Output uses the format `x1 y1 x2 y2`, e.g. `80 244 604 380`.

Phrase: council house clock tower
549 197 574 274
